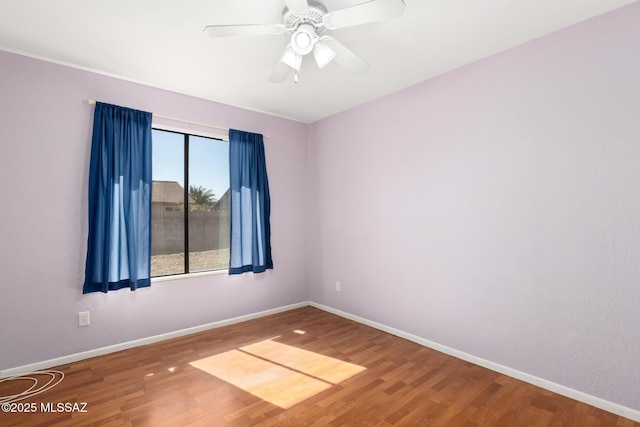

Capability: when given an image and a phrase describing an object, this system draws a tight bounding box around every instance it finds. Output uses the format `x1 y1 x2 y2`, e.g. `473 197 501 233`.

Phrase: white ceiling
0 0 637 123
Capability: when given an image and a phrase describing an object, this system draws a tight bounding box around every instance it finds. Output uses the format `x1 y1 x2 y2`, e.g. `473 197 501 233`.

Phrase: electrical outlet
78 311 90 327
336 281 341 292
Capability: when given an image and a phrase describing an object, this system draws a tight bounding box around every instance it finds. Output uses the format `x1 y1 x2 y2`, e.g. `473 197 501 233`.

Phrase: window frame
151 124 230 280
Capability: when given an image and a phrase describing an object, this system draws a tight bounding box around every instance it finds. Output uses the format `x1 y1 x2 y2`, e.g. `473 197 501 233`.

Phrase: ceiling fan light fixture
313 40 335 68
281 45 303 71
291 24 317 55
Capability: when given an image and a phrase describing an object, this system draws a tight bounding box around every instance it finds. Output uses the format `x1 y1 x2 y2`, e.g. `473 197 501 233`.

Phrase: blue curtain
83 102 153 293
229 129 273 274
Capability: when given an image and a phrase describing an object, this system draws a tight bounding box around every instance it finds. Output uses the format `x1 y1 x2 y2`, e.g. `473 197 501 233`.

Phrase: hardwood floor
1 306 637 426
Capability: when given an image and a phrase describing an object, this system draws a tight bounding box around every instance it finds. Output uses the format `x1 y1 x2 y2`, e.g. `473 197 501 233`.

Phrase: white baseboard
0 301 309 379
310 302 640 423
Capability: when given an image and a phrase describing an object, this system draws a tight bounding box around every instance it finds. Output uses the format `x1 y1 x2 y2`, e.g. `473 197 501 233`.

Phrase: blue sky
152 129 230 200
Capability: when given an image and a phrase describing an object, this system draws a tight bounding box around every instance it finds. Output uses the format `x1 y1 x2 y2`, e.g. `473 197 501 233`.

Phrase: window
151 128 230 277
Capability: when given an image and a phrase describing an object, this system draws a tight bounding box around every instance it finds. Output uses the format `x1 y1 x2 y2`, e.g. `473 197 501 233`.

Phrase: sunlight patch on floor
240 339 366 384
189 338 366 409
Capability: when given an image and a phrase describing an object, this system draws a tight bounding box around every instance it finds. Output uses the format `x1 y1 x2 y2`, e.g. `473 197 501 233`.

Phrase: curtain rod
87 99 268 138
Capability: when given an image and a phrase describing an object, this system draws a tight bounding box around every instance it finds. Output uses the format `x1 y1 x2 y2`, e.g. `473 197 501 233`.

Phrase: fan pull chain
294 72 299 84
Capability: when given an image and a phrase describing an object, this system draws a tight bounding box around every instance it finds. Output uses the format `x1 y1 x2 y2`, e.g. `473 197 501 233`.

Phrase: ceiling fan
204 0 406 83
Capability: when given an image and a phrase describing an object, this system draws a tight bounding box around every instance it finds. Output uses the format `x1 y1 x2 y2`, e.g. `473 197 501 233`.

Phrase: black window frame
151 127 229 278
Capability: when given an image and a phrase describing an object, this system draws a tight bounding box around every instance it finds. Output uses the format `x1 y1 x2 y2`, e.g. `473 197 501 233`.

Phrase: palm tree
188 185 217 211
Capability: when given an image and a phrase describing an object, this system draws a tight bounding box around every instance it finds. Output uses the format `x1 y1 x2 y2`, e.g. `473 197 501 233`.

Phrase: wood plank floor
1 306 637 426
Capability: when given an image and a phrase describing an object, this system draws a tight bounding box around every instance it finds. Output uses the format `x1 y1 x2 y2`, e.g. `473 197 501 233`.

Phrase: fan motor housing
283 0 328 34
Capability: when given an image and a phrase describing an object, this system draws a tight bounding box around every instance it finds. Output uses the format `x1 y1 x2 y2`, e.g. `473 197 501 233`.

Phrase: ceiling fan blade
270 60 292 83
285 0 309 14
203 24 283 38
328 0 406 29
270 44 302 83
323 37 368 74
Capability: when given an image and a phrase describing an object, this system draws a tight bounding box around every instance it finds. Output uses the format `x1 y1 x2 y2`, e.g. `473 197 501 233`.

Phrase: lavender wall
0 51 308 370
308 3 640 412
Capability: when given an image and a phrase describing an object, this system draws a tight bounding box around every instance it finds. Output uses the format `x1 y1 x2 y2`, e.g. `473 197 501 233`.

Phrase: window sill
151 268 228 283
